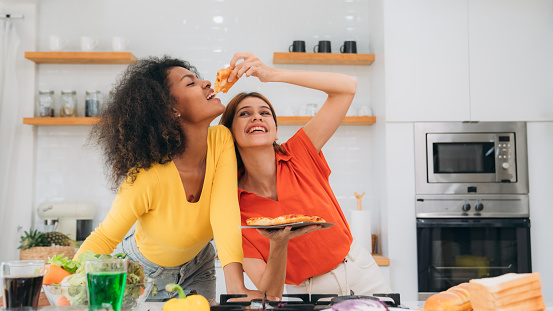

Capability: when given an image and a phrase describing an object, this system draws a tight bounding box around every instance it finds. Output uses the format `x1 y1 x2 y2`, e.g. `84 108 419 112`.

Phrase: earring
177 113 181 118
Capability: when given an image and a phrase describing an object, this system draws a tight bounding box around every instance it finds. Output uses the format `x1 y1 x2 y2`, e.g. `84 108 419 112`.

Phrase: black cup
340 41 357 54
313 40 332 53
289 40 306 53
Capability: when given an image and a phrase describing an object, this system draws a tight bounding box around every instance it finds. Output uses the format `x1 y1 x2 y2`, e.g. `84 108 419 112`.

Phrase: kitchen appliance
414 122 531 300
37 201 95 242
213 293 402 310
414 122 528 195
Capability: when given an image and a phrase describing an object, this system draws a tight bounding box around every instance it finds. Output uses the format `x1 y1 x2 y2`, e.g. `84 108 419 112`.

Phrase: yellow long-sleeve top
75 125 243 267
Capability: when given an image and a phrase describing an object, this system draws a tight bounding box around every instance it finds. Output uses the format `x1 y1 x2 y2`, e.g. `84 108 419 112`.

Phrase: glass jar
85 90 101 117
38 90 55 117
60 90 77 117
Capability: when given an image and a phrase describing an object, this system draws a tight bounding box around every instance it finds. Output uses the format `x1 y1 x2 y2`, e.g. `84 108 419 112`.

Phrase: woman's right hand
228 52 276 83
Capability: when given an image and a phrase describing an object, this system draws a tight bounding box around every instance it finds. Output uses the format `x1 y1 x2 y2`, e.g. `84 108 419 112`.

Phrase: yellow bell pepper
162 283 210 311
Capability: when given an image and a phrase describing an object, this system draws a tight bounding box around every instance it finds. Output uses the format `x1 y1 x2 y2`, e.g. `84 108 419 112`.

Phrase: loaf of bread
424 283 472 311
468 273 545 311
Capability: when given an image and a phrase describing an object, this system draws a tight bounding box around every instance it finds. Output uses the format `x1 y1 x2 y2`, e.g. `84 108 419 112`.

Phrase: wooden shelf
23 117 100 125
372 254 390 266
25 52 137 64
273 52 374 66
23 116 375 126
278 116 375 125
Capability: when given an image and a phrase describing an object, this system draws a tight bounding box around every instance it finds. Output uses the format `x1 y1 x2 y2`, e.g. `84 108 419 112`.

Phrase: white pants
285 239 392 296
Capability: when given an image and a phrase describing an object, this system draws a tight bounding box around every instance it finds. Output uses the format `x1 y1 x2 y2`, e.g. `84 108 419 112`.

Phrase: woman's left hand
228 52 275 83
256 225 324 243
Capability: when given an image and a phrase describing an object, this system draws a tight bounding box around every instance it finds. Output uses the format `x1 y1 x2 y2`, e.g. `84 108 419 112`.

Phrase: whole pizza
246 214 326 226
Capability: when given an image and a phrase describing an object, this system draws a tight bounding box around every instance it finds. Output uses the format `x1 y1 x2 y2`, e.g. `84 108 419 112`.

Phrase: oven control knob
462 203 471 212
475 202 484 211
502 162 510 169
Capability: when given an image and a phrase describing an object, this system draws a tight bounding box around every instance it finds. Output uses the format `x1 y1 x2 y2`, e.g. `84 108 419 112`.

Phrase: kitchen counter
134 301 553 311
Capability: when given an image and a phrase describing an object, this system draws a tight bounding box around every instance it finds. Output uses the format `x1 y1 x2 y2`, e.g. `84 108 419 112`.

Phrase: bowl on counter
42 277 155 310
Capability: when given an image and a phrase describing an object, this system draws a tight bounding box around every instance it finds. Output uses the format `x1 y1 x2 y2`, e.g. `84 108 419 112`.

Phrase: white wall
0 0 37 263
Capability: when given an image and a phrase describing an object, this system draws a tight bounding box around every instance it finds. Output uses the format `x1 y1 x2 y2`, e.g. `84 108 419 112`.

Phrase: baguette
424 283 472 311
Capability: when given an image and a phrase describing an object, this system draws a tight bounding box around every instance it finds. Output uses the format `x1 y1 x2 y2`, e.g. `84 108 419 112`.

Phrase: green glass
86 259 127 311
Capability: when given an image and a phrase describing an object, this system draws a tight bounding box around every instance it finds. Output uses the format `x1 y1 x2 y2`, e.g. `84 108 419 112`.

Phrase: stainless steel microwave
415 122 529 195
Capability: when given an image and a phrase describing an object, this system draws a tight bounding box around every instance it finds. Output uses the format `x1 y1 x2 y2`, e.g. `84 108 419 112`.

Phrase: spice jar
38 90 55 117
85 90 101 117
60 90 77 117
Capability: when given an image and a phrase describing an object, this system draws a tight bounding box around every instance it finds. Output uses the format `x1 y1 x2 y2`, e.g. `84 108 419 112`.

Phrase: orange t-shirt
239 128 353 285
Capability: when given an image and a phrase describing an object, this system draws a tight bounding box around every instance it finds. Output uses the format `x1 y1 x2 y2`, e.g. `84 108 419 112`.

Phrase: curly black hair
90 56 201 191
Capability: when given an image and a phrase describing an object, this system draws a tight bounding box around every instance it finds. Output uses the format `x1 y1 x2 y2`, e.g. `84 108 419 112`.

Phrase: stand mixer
37 201 96 242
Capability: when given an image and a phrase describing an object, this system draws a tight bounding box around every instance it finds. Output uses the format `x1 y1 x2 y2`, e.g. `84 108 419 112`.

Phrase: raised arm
228 52 357 152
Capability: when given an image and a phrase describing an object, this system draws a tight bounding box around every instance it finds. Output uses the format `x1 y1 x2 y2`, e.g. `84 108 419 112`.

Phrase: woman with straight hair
220 52 392 299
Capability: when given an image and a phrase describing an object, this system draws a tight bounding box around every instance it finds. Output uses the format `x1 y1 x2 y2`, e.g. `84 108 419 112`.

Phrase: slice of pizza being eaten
214 68 239 93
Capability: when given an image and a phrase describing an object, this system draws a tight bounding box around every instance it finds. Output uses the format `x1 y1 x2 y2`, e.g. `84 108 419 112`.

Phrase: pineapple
43 231 74 246
18 229 48 249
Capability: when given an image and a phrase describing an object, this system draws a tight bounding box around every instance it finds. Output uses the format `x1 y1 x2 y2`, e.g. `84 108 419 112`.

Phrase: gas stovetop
212 293 402 310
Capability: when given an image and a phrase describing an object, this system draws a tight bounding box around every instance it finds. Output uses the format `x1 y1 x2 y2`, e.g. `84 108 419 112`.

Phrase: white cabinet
468 0 553 121
384 0 471 121
384 0 553 122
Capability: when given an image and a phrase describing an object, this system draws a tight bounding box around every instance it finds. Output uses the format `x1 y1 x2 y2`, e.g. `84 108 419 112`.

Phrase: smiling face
231 96 278 149
166 66 224 124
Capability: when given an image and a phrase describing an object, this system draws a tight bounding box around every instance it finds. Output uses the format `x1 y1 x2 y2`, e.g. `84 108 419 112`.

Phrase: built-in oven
414 122 531 301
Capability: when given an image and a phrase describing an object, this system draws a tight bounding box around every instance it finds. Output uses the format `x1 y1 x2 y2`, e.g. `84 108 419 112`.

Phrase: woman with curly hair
219 52 391 299
75 56 264 301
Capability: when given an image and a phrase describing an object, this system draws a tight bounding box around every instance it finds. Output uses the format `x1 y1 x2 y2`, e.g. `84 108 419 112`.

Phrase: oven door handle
417 218 530 228
433 264 513 270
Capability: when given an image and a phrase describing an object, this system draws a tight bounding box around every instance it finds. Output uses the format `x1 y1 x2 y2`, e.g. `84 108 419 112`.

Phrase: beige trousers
285 239 392 296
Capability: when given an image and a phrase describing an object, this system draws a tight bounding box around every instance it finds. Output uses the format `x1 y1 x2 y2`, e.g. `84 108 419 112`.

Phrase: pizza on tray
246 214 326 226
214 68 240 93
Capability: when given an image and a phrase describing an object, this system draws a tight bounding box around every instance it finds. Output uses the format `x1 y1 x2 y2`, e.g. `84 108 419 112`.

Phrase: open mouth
247 126 268 134
207 92 216 100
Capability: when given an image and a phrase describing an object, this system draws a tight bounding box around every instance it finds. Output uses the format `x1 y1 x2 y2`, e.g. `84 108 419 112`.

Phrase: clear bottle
38 90 55 117
60 90 77 117
85 90 101 117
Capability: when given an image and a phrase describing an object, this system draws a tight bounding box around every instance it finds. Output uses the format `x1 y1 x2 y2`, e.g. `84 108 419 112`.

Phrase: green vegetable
49 254 80 274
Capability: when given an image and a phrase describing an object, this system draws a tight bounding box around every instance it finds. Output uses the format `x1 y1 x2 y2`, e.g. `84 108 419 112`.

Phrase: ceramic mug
289 40 306 53
81 36 98 52
112 36 129 52
49 35 67 52
340 41 357 54
313 40 332 53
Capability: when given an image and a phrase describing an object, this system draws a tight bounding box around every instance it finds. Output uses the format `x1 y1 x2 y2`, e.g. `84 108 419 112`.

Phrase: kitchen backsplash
32 0 376 232
34 125 377 231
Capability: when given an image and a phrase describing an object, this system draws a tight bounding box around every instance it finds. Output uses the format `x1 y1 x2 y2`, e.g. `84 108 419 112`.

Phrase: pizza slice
214 68 239 93
246 214 326 226
309 216 326 223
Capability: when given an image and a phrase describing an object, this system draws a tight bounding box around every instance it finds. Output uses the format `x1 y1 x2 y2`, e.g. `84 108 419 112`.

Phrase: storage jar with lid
85 90 101 117
38 90 55 117
60 90 77 117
